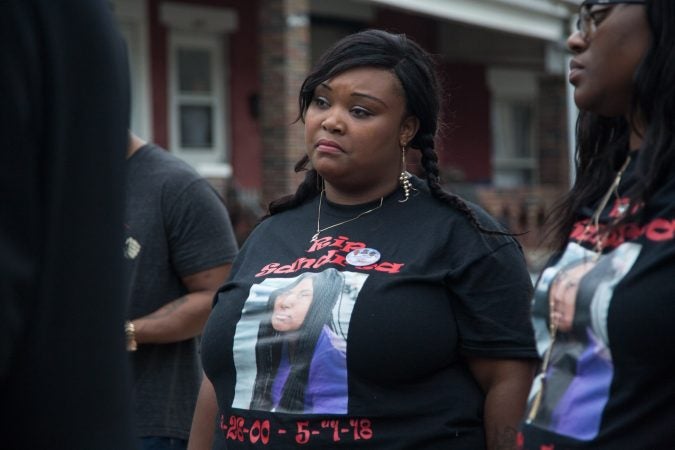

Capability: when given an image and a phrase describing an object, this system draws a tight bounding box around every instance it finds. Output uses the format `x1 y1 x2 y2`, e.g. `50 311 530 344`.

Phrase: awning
358 0 572 41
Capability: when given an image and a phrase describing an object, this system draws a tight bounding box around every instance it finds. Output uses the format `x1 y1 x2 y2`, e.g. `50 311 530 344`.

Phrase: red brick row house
111 0 581 268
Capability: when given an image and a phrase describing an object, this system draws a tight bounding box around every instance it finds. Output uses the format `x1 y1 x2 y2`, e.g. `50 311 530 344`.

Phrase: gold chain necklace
584 154 632 257
311 190 383 242
526 154 632 423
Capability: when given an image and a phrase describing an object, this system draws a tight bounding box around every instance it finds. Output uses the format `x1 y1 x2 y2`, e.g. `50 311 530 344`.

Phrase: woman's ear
399 116 420 147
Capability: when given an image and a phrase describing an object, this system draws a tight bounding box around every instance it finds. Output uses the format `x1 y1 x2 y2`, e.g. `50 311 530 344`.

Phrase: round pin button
346 248 381 267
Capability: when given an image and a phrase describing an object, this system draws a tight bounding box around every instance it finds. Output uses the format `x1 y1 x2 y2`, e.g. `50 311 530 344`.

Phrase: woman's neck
628 114 646 151
629 129 644 151
324 178 398 205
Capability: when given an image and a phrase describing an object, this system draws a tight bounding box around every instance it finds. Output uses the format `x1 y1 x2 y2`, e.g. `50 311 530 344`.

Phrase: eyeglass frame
576 0 646 40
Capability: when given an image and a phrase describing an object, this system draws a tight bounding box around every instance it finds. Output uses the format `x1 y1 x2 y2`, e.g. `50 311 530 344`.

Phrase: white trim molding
110 0 148 21
160 2 238 34
357 0 569 41
111 0 152 140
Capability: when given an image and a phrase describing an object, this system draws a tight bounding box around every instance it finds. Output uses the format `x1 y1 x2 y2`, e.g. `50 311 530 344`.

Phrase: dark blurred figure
0 1 135 449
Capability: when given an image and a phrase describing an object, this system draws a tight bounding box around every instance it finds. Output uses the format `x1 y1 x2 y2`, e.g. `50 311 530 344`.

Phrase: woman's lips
569 60 585 84
315 139 344 153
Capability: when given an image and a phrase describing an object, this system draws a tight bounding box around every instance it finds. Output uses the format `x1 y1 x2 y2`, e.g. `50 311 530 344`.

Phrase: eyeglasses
576 0 646 40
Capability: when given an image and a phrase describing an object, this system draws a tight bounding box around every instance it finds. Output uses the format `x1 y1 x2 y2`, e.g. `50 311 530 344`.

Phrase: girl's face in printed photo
549 260 596 333
272 277 315 332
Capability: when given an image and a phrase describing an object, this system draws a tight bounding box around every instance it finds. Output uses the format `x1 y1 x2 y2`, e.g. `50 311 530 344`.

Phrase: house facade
111 0 580 268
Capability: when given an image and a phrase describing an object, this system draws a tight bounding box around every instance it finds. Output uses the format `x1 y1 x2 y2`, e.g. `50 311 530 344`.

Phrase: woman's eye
351 107 372 118
589 8 610 26
313 97 329 108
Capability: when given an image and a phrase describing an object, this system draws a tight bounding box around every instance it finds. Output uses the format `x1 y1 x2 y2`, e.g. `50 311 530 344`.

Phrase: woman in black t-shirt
189 29 538 450
520 1 675 448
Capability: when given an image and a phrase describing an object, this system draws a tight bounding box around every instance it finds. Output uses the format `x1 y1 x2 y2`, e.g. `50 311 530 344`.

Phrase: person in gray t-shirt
124 132 238 450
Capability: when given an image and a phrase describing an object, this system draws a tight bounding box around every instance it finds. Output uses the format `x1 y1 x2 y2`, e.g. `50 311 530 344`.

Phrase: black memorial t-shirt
202 180 537 449
520 156 675 449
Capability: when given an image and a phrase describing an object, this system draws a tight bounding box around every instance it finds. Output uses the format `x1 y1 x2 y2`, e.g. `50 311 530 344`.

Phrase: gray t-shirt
124 144 238 439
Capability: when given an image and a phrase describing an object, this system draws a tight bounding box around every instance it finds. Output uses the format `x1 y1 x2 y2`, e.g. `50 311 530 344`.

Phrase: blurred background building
111 0 581 271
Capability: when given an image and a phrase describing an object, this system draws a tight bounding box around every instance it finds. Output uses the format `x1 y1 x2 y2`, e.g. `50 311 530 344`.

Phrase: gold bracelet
125 320 138 352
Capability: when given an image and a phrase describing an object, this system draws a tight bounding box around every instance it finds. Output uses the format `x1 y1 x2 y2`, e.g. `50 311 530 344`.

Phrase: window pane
180 105 213 149
494 169 533 188
492 99 536 187
511 104 533 158
178 48 211 93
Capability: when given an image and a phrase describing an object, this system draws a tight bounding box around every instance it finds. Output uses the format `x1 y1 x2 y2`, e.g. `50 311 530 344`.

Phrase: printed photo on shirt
526 242 641 440
231 269 368 414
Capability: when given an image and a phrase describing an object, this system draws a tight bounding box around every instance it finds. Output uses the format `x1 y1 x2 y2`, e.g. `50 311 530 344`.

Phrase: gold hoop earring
399 145 414 203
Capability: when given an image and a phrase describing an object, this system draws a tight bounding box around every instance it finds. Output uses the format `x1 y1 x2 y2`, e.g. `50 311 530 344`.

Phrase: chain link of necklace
584 154 632 257
311 190 383 242
526 153 632 423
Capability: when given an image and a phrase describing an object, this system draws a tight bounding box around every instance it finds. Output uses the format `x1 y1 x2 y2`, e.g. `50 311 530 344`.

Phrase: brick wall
259 0 310 208
537 74 570 186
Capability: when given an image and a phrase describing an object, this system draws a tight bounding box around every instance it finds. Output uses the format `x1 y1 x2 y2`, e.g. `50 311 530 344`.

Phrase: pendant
311 233 319 242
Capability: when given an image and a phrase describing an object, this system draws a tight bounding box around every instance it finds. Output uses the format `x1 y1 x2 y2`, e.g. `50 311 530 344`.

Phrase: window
488 69 538 188
161 3 237 171
491 99 536 187
169 34 225 166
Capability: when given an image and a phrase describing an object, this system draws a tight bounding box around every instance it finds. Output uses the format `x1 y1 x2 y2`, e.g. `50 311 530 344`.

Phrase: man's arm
467 357 536 450
131 263 231 343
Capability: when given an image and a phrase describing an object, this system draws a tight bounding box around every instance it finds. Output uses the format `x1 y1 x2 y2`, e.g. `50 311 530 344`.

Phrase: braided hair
266 29 499 234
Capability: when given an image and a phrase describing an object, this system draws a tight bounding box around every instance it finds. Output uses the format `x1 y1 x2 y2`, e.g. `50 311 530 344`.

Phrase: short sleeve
166 179 239 277
448 240 538 359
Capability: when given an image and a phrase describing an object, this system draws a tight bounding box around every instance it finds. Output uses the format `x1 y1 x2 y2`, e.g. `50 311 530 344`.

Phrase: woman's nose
321 111 345 134
278 294 293 308
567 29 587 54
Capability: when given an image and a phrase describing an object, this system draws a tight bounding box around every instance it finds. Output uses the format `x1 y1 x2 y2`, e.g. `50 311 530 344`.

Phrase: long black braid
416 132 506 235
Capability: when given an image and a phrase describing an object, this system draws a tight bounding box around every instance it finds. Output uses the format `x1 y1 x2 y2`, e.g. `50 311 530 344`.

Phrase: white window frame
488 68 538 188
161 2 237 172
168 33 227 166
111 0 152 140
